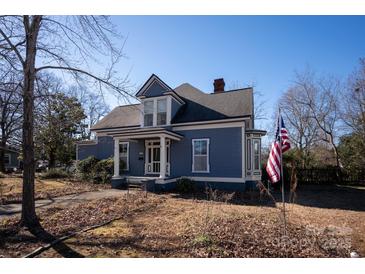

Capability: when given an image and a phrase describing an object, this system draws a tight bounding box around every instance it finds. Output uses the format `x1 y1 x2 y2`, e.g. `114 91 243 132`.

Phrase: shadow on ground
0 224 84 258
166 183 365 212
272 184 365 212
166 190 277 208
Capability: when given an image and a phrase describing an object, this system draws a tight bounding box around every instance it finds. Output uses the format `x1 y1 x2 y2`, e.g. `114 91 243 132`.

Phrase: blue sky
109 16 365 122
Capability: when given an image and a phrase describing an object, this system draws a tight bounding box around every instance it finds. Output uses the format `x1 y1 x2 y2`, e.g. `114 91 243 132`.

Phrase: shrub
93 158 114 184
176 177 195 194
77 156 99 180
40 168 69 179
77 156 120 184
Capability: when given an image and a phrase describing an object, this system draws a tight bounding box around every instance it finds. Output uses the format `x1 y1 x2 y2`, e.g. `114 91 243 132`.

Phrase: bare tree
0 68 23 172
67 85 110 139
292 70 342 169
342 58 365 139
0 15 132 230
227 81 268 127
279 86 319 167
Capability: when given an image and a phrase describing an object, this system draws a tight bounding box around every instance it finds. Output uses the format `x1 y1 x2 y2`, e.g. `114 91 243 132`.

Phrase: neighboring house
1 146 20 171
77 74 266 191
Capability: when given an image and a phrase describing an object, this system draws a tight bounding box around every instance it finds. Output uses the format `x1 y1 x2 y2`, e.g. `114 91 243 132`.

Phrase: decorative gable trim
136 74 185 105
136 74 173 97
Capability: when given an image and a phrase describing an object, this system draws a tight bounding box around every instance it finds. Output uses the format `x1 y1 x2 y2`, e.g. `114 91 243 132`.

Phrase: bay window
253 139 260 170
192 138 210 173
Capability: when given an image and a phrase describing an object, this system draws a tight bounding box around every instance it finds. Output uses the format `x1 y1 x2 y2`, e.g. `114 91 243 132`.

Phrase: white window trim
252 138 261 172
119 142 129 171
192 138 210 173
156 98 167 126
143 100 154 127
142 96 172 128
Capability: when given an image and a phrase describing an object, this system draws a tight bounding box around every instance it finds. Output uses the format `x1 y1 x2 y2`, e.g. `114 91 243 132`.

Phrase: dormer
136 74 184 127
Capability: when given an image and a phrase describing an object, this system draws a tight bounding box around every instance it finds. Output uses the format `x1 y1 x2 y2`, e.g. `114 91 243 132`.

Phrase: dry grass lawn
0 176 109 204
1 184 364 258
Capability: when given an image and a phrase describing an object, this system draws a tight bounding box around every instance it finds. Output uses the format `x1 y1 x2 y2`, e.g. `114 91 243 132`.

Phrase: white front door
145 140 170 176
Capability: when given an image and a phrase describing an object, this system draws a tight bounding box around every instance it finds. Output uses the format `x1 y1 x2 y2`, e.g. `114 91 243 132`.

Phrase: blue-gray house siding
77 136 114 160
78 74 265 192
171 127 242 178
78 137 146 177
78 127 243 180
171 99 180 120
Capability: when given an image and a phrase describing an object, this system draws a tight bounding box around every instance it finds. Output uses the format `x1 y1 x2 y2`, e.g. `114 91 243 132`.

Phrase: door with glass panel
145 140 170 175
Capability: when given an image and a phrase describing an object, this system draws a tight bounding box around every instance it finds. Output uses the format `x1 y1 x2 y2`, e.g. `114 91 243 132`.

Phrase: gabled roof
136 74 173 97
91 104 141 130
91 78 254 131
172 83 253 123
135 74 185 104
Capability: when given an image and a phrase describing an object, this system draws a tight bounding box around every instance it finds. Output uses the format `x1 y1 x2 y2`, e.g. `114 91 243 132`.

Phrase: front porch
107 127 183 182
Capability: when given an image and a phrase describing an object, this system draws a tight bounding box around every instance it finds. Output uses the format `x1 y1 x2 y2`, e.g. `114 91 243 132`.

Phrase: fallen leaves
0 189 363 258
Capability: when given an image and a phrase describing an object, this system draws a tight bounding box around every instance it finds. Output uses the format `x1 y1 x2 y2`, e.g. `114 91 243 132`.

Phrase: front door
145 140 170 175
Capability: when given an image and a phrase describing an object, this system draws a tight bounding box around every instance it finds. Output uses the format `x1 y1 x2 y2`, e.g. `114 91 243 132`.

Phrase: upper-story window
157 99 167 126
142 97 171 127
144 100 154 127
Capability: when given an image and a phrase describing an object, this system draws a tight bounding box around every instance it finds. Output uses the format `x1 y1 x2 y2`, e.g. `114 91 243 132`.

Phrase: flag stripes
266 114 291 183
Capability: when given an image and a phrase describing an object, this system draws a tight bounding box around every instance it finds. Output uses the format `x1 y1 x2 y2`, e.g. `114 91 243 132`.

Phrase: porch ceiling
106 127 183 141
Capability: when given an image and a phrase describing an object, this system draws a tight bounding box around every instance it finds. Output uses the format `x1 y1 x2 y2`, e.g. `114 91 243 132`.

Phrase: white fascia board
173 121 245 131
172 117 249 127
162 91 185 105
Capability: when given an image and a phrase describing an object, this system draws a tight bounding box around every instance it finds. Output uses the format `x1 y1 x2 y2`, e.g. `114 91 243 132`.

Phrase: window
4 154 10 165
143 101 154 127
157 99 167 125
253 139 261 170
246 139 251 171
119 142 129 171
192 139 209 173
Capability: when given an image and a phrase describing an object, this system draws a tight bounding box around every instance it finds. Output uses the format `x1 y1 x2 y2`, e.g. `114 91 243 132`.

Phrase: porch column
113 138 121 178
159 135 166 179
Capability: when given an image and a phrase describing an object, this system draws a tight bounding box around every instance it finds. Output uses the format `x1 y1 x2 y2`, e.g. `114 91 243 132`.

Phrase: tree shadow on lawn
0 223 84 258
279 184 365 212
67 234 188 257
165 183 365 212
166 190 277 208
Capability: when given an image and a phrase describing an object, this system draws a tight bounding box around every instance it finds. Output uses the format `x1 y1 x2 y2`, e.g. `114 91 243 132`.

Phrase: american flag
266 114 291 183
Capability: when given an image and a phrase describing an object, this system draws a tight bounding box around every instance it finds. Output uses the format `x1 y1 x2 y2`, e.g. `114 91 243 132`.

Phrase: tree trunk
0 125 6 172
21 16 42 229
0 140 5 173
49 150 56 168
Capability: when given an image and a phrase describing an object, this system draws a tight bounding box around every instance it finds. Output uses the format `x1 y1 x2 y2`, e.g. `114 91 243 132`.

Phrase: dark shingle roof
91 104 141 130
91 82 254 130
172 83 253 123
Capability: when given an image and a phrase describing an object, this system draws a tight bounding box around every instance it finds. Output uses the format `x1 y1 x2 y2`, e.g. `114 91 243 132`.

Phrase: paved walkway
0 189 126 218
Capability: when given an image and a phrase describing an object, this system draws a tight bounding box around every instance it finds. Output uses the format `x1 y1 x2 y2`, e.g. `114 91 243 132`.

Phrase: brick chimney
213 78 225 93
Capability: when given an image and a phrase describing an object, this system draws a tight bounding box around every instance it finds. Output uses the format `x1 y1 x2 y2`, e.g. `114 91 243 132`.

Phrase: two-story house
77 74 266 191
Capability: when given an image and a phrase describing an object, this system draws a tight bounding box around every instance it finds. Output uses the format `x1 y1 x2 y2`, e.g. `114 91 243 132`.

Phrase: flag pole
278 108 287 235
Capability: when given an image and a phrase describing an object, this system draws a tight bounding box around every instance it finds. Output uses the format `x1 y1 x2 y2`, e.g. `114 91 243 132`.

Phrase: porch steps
126 178 147 197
